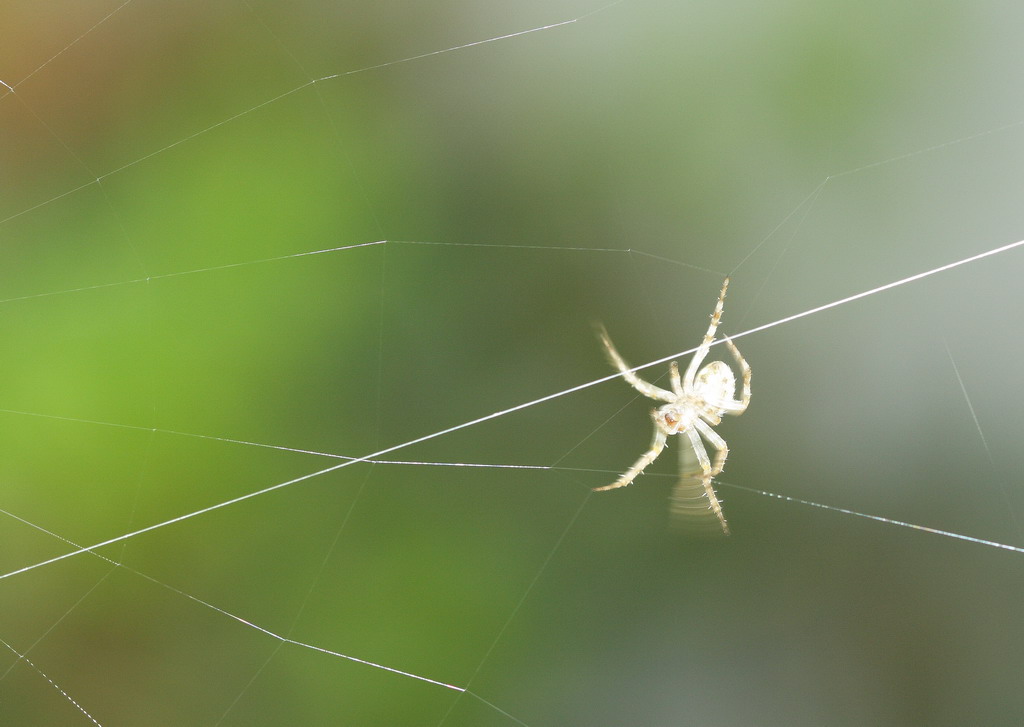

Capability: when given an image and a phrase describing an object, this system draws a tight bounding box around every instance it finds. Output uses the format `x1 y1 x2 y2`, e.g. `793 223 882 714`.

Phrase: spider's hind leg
685 425 730 535
720 335 751 413
669 441 721 532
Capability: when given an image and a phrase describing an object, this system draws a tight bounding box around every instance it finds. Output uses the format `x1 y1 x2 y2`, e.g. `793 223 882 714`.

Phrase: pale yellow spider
595 277 751 534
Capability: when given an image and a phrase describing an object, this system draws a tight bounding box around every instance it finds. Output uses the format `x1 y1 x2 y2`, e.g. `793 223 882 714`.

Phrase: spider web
3 1 1024 725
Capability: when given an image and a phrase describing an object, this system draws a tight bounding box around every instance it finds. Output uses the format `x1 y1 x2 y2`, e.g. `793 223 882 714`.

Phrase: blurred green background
2 1 1024 724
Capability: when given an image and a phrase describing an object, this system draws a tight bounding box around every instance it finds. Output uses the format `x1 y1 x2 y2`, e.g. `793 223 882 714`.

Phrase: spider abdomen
694 361 737 408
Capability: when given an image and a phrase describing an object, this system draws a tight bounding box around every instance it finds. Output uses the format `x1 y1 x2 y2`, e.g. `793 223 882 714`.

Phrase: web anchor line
730 484 1024 554
0 636 102 726
1 235 1023 583
0 15 586 229
0 506 465 693
0 241 385 306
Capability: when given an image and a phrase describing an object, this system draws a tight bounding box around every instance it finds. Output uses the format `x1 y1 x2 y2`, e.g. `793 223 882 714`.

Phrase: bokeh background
2 1 1024 724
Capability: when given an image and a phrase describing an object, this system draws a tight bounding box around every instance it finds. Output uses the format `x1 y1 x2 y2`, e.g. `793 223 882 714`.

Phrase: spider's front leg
594 427 668 491
596 324 675 402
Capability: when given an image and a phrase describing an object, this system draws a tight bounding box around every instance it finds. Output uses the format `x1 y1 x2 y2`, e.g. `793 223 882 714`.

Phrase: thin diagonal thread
2 236 1022 581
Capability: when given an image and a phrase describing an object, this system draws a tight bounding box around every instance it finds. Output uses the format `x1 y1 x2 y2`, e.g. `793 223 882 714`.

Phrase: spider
595 277 751 534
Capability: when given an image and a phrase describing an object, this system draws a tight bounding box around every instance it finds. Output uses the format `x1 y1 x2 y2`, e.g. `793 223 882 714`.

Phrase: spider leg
594 427 668 491
693 418 729 478
702 410 722 426
669 361 683 396
669 439 719 527
597 324 674 402
686 423 730 534
682 277 730 392
716 335 751 414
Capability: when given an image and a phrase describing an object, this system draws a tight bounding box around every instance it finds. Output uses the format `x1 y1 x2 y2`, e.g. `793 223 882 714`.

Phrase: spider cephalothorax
595 277 751 534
